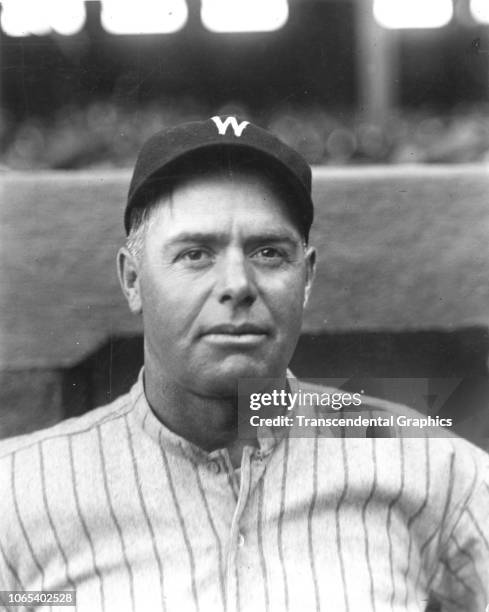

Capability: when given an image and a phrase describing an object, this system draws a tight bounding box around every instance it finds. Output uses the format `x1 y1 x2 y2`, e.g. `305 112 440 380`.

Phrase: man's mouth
201 323 269 345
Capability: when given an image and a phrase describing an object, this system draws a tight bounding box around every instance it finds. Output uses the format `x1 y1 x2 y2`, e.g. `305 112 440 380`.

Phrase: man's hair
126 183 167 261
125 148 310 262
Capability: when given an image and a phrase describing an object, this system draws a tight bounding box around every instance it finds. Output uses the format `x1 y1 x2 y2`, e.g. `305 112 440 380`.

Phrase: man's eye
185 250 205 260
178 249 213 264
252 247 286 263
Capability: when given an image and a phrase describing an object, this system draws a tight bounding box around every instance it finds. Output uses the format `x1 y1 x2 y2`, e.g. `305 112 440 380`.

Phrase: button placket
224 447 253 611
226 447 252 557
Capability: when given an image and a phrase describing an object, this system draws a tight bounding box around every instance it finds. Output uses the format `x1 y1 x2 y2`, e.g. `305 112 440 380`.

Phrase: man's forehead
148 195 303 246
136 158 309 245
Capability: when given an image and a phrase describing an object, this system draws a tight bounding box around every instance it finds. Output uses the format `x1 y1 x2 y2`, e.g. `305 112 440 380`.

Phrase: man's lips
200 323 269 345
202 323 269 336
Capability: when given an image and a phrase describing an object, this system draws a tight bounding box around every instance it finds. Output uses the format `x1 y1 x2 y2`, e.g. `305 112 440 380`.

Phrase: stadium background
1 0 489 450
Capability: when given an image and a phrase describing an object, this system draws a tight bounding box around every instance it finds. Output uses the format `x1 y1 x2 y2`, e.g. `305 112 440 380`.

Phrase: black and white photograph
0 1 488 610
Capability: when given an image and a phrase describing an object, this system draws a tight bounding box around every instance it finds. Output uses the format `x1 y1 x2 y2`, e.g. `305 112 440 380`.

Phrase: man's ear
303 246 316 308
117 247 142 314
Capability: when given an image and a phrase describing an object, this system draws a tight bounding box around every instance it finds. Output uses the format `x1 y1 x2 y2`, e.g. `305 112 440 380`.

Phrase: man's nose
215 250 257 307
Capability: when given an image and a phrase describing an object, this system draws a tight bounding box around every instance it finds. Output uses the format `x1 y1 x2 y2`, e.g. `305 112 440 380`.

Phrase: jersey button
208 460 220 474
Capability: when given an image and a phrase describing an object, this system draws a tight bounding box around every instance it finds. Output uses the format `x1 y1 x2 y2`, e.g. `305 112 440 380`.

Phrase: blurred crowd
1 99 489 170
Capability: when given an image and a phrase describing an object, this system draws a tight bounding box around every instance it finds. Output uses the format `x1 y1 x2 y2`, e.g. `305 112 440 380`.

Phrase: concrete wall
1 165 488 444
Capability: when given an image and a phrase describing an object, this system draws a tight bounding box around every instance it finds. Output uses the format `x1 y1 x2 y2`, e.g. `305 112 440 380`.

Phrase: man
0 116 488 612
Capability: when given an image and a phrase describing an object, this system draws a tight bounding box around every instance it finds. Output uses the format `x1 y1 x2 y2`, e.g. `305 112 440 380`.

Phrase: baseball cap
125 116 314 237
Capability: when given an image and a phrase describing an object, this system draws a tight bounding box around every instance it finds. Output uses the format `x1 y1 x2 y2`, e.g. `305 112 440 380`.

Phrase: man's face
122 167 315 397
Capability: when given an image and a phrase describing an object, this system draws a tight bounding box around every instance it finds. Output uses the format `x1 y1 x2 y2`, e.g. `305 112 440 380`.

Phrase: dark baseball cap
125 116 314 237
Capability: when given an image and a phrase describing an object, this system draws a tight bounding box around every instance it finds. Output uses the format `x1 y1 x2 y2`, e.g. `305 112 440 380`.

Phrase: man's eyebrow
245 233 302 247
165 231 302 246
166 232 228 245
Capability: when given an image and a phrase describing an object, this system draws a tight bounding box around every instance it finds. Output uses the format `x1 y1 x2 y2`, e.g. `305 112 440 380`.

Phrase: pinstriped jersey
0 372 488 612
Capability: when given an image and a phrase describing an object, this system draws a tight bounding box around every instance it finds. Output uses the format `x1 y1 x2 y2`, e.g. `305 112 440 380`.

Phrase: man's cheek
273 282 305 315
143 280 183 313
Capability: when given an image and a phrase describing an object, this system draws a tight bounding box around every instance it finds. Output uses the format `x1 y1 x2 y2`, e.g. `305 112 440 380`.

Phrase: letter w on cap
211 116 250 137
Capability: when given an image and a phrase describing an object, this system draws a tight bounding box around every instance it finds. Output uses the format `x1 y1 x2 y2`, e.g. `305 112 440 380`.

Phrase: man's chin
192 360 280 398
